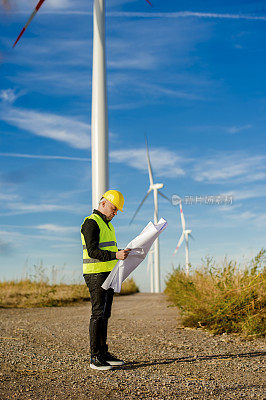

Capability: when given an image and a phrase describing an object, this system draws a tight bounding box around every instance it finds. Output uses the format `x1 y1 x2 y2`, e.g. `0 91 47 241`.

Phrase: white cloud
108 53 155 70
0 106 90 149
223 186 266 201
0 152 89 162
111 147 186 178
216 203 242 213
193 153 266 184
44 0 74 9
12 40 92 68
11 71 91 95
15 0 83 12
7 12 212 102
0 192 19 201
106 11 266 21
0 89 22 104
227 124 252 134
7 202 74 213
0 229 77 244
36 224 77 234
228 210 266 229
112 150 266 184
137 82 203 100
0 201 86 216
234 211 256 220
28 9 266 22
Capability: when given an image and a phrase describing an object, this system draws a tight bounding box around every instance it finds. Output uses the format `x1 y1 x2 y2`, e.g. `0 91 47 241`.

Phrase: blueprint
102 218 167 292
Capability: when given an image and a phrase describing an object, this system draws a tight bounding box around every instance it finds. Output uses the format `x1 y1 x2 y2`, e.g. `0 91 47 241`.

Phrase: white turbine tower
147 245 154 293
173 201 193 275
13 0 152 209
130 138 170 293
91 0 109 209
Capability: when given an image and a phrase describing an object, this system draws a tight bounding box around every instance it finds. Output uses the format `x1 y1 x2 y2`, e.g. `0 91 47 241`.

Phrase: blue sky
0 0 266 291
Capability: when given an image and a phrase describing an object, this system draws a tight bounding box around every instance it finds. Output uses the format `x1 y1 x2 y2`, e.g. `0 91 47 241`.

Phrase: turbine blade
179 202 186 230
145 136 154 186
145 0 153 5
158 191 172 203
129 189 151 225
154 189 158 221
173 232 185 255
188 233 195 241
13 0 46 48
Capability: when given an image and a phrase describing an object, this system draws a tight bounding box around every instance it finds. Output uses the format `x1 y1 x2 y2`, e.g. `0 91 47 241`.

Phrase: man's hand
116 248 131 260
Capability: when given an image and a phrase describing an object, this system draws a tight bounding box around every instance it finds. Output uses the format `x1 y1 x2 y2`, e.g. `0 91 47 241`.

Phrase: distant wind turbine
173 201 193 275
130 137 170 293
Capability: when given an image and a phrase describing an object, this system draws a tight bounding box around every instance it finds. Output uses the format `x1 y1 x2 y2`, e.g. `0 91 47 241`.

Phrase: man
81 190 131 371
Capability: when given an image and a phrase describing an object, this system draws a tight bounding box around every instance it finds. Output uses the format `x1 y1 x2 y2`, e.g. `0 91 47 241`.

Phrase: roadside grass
0 280 90 308
0 266 139 308
119 278 139 296
165 249 265 338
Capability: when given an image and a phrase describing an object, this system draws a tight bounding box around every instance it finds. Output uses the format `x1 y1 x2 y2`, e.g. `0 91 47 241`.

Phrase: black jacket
81 209 117 262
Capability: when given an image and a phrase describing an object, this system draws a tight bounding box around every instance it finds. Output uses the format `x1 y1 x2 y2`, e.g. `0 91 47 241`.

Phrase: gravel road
1 293 265 399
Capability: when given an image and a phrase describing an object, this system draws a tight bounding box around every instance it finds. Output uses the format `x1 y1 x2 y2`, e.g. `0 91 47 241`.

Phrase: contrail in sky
25 10 266 22
0 152 90 161
108 11 266 21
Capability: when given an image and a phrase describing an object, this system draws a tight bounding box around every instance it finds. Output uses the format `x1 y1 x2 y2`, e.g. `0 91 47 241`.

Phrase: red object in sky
13 0 152 48
13 0 46 48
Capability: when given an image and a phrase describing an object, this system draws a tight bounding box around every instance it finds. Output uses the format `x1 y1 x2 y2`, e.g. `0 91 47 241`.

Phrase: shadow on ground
116 351 266 371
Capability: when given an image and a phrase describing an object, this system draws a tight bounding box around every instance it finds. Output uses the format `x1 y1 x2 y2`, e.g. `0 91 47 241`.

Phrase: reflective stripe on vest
83 258 102 264
82 241 117 250
81 213 118 274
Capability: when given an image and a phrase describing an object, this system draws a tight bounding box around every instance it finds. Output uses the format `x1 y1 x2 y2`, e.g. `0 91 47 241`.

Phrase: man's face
102 200 118 221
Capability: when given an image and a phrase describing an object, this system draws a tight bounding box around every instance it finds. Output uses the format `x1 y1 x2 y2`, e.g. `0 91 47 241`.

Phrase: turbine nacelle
150 183 164 191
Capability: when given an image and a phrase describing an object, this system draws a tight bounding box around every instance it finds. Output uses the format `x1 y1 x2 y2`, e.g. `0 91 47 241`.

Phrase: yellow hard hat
102 190 124 212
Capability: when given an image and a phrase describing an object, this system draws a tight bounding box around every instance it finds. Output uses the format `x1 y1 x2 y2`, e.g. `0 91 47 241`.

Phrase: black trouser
84 272 114 357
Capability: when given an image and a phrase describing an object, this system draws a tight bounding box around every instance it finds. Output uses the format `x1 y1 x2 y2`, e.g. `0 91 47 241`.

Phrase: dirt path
0 293 265 399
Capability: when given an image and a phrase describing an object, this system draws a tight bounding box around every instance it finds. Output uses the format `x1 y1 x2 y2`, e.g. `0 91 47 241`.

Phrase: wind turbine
147 244 154 293
12 0 152 209
173 201 193 275
130 138 170 293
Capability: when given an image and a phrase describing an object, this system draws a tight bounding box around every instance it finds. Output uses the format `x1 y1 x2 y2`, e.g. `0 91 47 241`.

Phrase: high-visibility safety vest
81 213 118 274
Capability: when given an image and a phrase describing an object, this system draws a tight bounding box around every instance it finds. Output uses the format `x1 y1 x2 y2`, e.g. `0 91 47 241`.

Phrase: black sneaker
103 352 124 366
90 355 112 371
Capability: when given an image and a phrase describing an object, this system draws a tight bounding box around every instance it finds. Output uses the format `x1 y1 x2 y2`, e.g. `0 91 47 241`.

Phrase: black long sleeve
81 211 117 262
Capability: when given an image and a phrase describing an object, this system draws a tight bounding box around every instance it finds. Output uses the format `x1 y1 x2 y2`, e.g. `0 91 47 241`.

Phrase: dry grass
0 264 139 308
119 278 139 296
0 280 90 308
165 249 266 338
